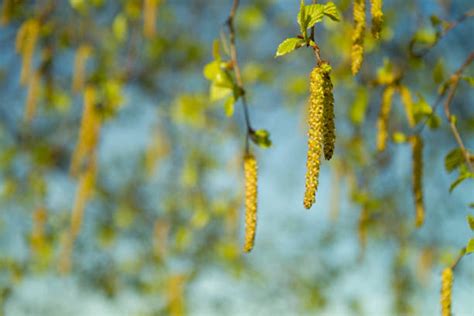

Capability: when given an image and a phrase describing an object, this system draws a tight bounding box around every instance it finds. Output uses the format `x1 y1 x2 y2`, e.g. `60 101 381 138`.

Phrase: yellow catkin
321 64 336 160
70 154 97 239
145 126 170 177
358 207 369 256
0 0 13 25
304 66 326 209
143 0 158 39
376 86 395 152
440 267 453 316
167 274 186 316
72 45 92 93
30 206 47 255
399 85 416 127
243 154 257 252
24 71 41 124
370 0 383 39
417 247 433 285
16 19 40 85
351 0 366 75
411 135 424 227
153 219 170 258
70 86 101 176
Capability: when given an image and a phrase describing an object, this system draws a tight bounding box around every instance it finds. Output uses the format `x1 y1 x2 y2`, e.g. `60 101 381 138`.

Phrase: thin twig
410 8 474 58
451 247 466 270
443 51 474 173
226 0 253 153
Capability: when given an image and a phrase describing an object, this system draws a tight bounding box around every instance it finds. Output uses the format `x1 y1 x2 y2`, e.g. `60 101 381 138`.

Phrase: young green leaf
392 132 407 144
224 96 235 117
466 238 474 254
467 214 474 231
250 129 272 148
297 0 307 37
444 148 464 173
449 172 474 193
323 2 341 21
275 37 305 57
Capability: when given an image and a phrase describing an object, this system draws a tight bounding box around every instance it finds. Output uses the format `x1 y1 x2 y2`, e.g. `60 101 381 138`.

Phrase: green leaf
210 83 232 102
449 172 474 193
112 14 128 42
462 76 474 87
224 96 235 117
467 215 474 231
466 238 474 254
250 129 272 148
275 38 305 57
432 59 445 84
445 148 464 173
303 4 325 28
297 0 307 36
323 2 341 21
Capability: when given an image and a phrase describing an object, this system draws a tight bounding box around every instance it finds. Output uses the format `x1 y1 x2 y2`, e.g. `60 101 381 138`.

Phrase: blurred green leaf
449 172 474 193
250 129 272 148
349 87 369 125
466 238 474 254
445 148 464 173
467 215 474 231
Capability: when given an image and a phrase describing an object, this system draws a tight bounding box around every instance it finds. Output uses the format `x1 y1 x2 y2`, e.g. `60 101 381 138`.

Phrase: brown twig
443 51 474 173
226 0 253 152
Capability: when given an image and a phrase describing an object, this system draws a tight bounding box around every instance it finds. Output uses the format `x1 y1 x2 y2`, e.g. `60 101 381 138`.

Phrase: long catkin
243 154 257 252
322 65 336 160
411 135 424 227
24 71 41 123
72 45 92 93
376 86 395 152
16 19 40 85
70 86 101 176
143 0 158 39
352 0 366 75
370 0 383 39
304 65 326 209
440 267 453 316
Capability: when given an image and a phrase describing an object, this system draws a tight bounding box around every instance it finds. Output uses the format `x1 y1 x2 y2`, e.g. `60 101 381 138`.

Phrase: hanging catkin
70 86 101 176
70 154 97 239
243 154 257 252
399 85 415 127
410 135 424 227
72 45 92 93
30 206 47 255
24 71 41 123
16 19 40 86
143 0 158 39
321 64 336 160
376 86 394 152
370 0 383 39
304 65 325 209
440 267 453 316
0 0 13 25
351 0 366 75
167 274 186 316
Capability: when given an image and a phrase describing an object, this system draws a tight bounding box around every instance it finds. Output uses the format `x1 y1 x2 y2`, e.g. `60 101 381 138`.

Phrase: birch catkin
322 65 336 160
370 0 383 39
143 0 158 39
352 0 366 75
24 71 41 123
70 86 101 176
243 154 257 252
16 19 40 85
376 86 395 152
399 85 415 127
72 45 92 93
411 135 424 227
304 66 325 209
440 267 453 316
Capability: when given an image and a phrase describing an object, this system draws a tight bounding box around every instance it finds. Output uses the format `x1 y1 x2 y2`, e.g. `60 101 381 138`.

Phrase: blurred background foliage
0 0 473 315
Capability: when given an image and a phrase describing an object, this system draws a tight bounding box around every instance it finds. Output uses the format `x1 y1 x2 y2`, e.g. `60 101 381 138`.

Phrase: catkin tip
440 267 453 316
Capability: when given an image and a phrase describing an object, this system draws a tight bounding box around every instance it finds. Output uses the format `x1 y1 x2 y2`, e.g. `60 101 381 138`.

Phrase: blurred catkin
70 86 101 176
143 0 158 39
16 19 40 85
0 0 13 25
72 45 92 93
411 135 424 227
399 85 416 127
304 66 325 209
243 154 257 252
441 267 453 316
352 0 366 75
376 86 395 152
370 0 383 39
24 71 41 123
